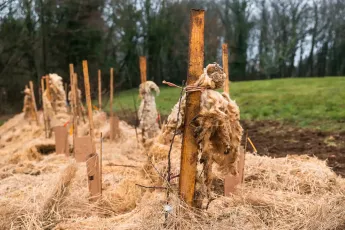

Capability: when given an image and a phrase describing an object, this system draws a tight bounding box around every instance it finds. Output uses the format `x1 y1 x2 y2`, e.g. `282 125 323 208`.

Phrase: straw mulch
0 114 345 229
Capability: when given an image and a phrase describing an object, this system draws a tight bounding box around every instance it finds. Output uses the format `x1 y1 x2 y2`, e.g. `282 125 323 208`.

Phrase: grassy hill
109 77 345 131
1 77 344 131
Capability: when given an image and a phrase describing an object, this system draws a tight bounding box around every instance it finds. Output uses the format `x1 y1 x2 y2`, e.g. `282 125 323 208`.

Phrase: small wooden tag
224 147 245 196
86 153 101 201
74 136 93 162
109 115 120 141
53 126 69 156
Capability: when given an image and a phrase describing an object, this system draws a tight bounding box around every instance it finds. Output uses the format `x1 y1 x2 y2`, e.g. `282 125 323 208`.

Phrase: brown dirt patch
117 111 345 177
241 120 345 177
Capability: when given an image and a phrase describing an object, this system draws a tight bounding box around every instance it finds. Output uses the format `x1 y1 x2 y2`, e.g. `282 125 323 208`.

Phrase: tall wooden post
64 83 68 103
222 43 230 94
45 75 51 101
73 73 83 121
41 78 48 137
109 68 114 141
69 64 74 112
29 81 40 125
99 133 103 195
72 73 78 156
179 9 204 206
98 70 102 111
83 60 101 200
82 60 96 153
139 56 147 83
44 75 52 137
139 57 147 142
110 68 114 117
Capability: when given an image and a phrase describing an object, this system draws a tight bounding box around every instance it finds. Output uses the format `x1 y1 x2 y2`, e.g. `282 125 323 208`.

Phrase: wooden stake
44 75 52 137
45 75 51 101
29 81 40 125
72 73 78 156
139 57 147 142
110 68 114 118
109 68 115 141
222 43 230 94
98 69 102 111
74 73 85 123
82 60 96 153
139 56 147 83
41 78 48 138
100 132 103 194
69 64 74 113
179 9 204 206
64 82 68 104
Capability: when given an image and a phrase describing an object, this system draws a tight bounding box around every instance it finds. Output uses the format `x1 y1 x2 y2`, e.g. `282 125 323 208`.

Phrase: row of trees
1 0 345 113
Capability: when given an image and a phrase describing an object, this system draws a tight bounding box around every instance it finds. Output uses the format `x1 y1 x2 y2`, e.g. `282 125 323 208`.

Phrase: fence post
98 69 102 111
222 43 230 94
179 9 205 206
29 81 40 125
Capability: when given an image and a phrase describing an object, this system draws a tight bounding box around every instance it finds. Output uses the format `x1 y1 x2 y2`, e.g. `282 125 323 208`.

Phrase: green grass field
108 77 345 131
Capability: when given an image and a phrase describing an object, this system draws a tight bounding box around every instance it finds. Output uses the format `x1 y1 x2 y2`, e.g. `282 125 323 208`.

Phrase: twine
162 80 206 93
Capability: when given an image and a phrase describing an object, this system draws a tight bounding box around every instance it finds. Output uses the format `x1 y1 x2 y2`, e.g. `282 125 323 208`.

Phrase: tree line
1 0 345 113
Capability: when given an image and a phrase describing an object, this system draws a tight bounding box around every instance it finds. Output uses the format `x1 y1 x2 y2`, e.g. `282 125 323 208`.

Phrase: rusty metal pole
179 9 204 206
98 69 102 111
139 56 147 83
29 81 40 125
82 60 96 153
222 43 230 94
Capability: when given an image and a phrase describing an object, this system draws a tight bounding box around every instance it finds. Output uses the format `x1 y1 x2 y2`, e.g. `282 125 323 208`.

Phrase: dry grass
0 113 345 229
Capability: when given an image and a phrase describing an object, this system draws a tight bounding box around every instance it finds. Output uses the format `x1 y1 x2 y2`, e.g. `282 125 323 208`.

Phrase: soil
241 120 345 177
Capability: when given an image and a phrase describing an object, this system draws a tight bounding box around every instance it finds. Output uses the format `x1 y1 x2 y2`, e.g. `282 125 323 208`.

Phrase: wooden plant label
86 153 101 201
224 146 245 195
109 115 120 141
74 136 93 162
53 126 69 156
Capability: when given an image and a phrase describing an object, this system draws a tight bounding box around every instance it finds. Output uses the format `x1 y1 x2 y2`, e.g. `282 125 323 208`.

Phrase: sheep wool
138 81 160 142
22 85 34 121
42 74 69 127
163 63 243 206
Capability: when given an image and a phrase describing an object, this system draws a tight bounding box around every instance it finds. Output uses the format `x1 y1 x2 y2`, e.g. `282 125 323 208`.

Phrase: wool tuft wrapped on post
138 81 160 142
23 85 34 121
68 87 85 119
43 74 69 127
162 62 243 205
68 88 81 108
